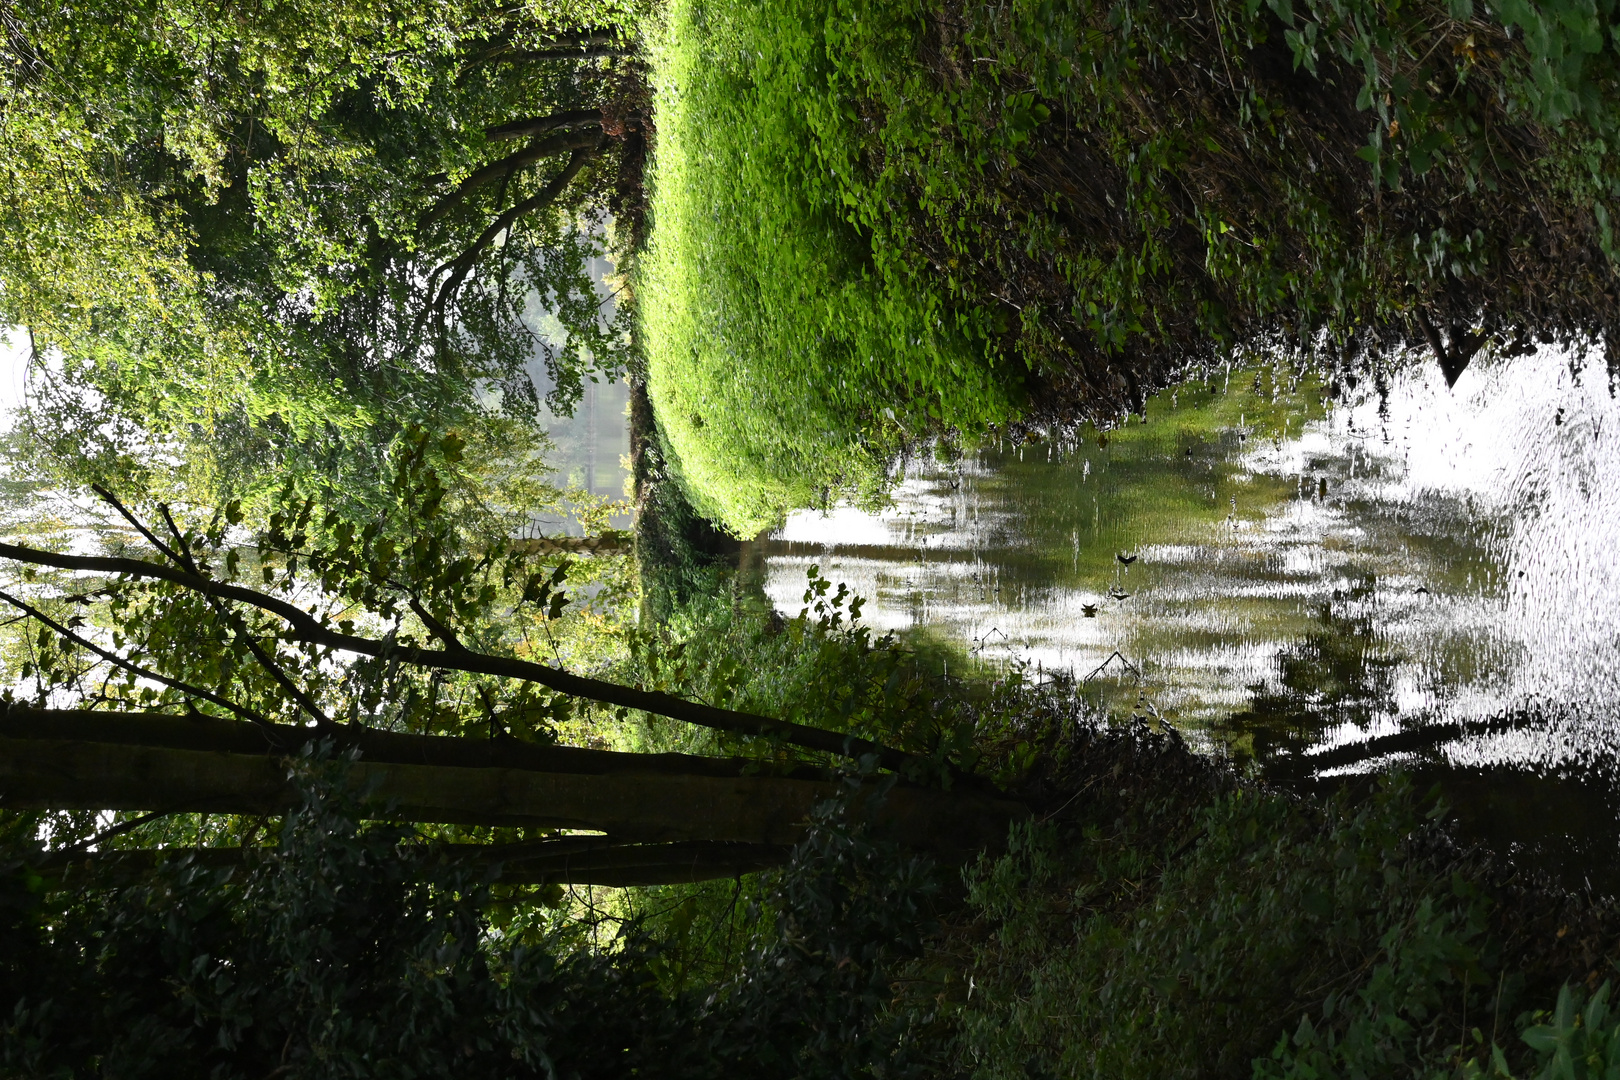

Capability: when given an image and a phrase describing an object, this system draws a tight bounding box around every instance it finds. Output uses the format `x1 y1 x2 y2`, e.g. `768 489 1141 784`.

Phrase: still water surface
754 350 1620 884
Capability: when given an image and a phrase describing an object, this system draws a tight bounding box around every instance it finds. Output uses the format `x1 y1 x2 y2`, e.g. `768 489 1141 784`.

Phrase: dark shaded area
630 378 744 618
1218 614 1620 894
903 0 1619 423
1217 582 1403 765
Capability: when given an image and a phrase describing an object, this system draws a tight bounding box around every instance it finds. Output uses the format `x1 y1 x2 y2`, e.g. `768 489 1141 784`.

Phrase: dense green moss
640 0 1023 534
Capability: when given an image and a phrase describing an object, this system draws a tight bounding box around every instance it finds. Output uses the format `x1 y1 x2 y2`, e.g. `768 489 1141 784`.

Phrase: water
532 374 634 533
523 258 635 537
753 349 1620 886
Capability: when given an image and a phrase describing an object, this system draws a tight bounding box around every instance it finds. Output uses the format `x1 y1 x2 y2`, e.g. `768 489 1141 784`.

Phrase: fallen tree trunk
0 705 831 781
38 837 789 889
0 707 1027 871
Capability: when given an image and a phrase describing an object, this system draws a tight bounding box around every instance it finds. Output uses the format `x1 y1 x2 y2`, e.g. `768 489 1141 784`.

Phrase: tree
0 0 647 516
0 445 1025 884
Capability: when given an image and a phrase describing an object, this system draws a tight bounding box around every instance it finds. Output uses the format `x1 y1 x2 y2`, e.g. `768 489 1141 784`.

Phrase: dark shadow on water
1215 581 1402 766
1204 584 1620 893
1259 706 1620 896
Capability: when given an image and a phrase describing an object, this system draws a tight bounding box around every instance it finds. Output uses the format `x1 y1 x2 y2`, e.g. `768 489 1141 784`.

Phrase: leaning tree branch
0 541 929 773
427 143 600 313
0 709 1024 850
457 31 629 83
487 45 630 61
420 126 602 229
98 488 333 728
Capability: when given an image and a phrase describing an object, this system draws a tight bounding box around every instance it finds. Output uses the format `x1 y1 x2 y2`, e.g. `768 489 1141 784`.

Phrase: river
750 348 1620 888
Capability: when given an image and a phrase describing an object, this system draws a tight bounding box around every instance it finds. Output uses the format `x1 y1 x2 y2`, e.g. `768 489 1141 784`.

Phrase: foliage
0 749 955 1078
643 0 1620 532
632 420 750 620
0 431 630 744
621 563 987 769
685 780 946 1078
1 0 637 513
2 548 1618 1076
0 751 683 1079
640 0 1020 533
922 717 1620 1079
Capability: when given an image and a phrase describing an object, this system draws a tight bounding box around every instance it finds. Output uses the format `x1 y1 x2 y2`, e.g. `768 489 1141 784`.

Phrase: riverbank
610 586 1620 1076
939 712 1618 1078
640 0 1620 536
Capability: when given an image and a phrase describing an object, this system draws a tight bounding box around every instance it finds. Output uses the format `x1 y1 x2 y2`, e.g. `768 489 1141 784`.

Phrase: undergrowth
926 719 1620 1079
618 583 1620 1077
6 577 1620 1076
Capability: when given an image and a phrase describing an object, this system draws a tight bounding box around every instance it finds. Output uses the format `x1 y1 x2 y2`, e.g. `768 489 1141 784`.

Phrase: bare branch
420 127 602 229
93 484 189 568
407 597 465 653
0 541 930 772
427 144 600 313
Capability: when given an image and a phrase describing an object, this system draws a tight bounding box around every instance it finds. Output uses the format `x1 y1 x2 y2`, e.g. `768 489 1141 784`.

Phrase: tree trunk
420 126 603 229
39 838 789 889
0 708 1027 862
486 110 604 142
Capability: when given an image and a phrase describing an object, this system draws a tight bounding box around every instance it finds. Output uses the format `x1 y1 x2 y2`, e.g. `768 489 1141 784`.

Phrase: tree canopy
1 0 644 514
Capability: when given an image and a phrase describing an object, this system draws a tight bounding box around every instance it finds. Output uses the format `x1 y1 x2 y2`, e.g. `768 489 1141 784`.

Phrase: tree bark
486 110 603 142
0 706 831 780
0 708 1027 855
421 127 603 229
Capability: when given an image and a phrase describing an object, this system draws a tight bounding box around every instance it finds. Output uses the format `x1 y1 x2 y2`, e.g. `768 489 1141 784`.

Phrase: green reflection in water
767 364 1534 750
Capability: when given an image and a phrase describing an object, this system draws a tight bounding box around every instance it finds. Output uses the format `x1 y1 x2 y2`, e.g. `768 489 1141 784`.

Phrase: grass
638 0 1022 535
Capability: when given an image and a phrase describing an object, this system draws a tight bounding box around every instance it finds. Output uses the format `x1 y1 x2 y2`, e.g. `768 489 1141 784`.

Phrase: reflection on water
523 262 634 535
755 350 1620 885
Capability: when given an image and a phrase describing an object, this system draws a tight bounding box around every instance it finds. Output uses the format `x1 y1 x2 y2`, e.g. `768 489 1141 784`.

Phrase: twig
1082 650 1140 682
104 491 332 728
0 588 273 727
